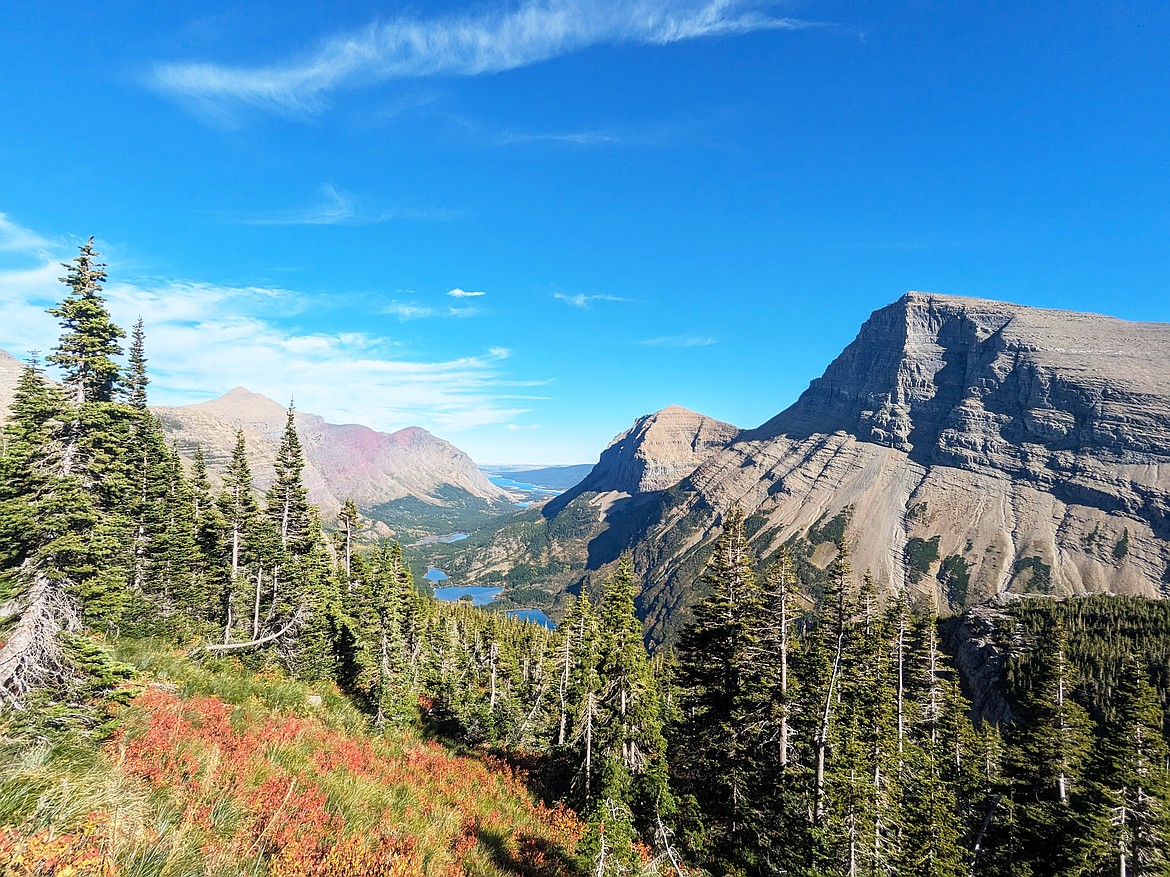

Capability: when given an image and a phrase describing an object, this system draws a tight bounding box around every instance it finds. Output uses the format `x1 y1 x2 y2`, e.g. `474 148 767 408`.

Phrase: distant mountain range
442 292 1170 643
154 387 509 532
0 351 510 536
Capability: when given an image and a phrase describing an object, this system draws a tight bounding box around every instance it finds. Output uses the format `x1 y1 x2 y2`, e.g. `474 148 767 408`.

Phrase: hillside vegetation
2 240 1169 877
0 640 581 876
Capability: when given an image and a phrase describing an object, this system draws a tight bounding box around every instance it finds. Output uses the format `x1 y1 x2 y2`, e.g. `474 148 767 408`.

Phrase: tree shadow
477 827 581 877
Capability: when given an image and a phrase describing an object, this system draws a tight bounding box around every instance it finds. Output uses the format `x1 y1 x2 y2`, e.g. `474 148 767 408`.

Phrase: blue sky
2 1 1168 464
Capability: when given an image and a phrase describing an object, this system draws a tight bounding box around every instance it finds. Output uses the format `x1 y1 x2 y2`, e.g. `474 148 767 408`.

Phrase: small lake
507 608 555 629
487 474 563 495
431 585 556 628
424 567 449 582
414 532 469 546
431 585 503 606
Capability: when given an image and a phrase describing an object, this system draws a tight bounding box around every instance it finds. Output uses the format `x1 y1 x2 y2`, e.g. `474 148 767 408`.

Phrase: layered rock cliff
546 406 738 514
454 292 1170 643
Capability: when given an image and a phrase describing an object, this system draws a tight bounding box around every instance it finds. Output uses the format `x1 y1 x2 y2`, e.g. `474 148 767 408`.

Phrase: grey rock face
547 405 739 514
549 293 1170 643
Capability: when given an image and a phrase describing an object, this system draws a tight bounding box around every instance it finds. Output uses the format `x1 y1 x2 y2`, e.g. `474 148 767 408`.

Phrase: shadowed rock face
757 292 1170 464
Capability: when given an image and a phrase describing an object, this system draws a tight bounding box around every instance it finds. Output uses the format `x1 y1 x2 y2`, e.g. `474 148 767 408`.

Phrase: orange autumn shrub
0 815 115 877
101 683 585 876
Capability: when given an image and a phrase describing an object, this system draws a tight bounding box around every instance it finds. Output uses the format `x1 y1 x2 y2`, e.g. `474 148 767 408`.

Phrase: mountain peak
549 406 739 509
653 404 699 417
758 292 1170 453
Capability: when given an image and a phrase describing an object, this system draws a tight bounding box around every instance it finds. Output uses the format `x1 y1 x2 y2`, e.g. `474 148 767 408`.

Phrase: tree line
1 240 1167 876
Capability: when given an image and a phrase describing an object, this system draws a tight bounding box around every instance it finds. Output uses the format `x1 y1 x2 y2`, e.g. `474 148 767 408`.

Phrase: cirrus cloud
150 0 818 121
0 214 533 434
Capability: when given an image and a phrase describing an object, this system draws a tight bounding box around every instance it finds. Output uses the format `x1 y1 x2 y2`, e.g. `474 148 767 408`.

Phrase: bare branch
201 607 306 654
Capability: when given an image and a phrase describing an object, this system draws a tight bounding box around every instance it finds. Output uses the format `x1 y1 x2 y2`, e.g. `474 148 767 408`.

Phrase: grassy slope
0 640 582 877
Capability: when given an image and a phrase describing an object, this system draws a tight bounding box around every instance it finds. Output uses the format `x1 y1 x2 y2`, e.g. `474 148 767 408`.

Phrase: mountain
447 292 1170 643
154 387 508 530
549 405 740 508
431 405 740 615
0 349 22 410
0 356 509 534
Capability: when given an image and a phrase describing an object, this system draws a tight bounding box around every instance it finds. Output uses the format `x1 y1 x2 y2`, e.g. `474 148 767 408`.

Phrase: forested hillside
1 242 1168 877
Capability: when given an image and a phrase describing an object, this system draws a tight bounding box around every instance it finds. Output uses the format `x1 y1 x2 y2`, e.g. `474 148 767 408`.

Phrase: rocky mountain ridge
0 353 507 531
449 292 1170 644
156 387 507 525
547 405 738 513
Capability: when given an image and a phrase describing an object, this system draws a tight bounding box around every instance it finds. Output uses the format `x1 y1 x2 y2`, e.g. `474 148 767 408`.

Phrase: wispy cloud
0 214 55 254
151 0 817 120
641 335 717 347
383 300 483 320
448 287 485 298
553 292 632 309
225 184 455 226
0 215 531 433
496 129 621 146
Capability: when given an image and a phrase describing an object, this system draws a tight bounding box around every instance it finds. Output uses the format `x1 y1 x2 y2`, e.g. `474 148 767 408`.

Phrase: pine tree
126 317 149 409
217 430 260 642
1089 655 1170 877
672 505 762 867
552 590 601 807
47 238 125 404
595 555 671 844
190 446 226 625
338 498 360 587
741 547 811 874
266 404 311 553
1001 620 1098 875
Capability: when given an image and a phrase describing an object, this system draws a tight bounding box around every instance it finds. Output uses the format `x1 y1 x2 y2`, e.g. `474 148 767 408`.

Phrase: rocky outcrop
942 601 1018 725
155 387 506 521
547 406 738 514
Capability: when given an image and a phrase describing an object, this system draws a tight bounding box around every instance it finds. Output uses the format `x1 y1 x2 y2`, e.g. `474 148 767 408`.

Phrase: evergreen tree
672 505 762 867
126 316 149 409
47 238 125 404
1000 620 1098 875
217 430 260 641
338 498 360 587
1089 655 1170 877
190 446 226 626
266 403 311 553
595 556 671 844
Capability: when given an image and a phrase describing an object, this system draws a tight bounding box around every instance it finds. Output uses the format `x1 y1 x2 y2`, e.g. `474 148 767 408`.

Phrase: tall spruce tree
1000 620 1098 875
672 505 762 867
217 430 260 642
594 556 671 844
1089 655 1170 877
47 238 125 404
126 317 149 409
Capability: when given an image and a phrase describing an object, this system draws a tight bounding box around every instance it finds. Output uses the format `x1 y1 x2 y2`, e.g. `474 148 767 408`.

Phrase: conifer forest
2 241 1169 877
